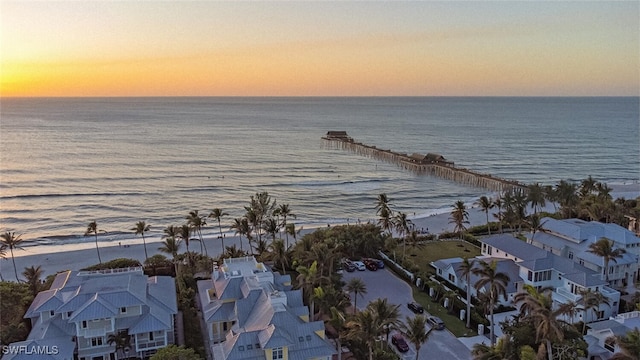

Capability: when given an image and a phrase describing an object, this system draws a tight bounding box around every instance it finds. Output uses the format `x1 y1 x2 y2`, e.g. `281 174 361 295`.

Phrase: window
67 311 73 318
247 344 253 350
527 271 533 281
272 347 284 360
149 332 154 341
82 321 87 329
568 251 574 259
91 337 103 347
255 343 260 349
487 246 493 255
120 307 127 314
50 310 55 316
448 273 455 282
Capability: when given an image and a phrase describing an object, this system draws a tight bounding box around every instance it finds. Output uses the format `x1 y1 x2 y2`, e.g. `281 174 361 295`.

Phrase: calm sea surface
1 97 638 246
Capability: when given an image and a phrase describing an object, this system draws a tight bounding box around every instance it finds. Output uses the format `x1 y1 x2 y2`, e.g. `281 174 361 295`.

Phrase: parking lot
343 267 472 360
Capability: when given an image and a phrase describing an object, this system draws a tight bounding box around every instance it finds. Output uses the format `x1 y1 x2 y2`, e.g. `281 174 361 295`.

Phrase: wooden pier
322 131 526 192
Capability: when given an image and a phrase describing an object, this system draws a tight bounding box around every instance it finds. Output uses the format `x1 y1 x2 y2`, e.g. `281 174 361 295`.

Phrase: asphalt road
343 267 472 360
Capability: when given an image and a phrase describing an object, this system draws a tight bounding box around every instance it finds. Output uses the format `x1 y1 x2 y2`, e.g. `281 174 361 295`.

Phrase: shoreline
1 184 638 280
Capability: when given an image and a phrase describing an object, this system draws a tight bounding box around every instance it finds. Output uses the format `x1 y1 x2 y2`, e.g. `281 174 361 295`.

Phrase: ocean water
0 97 638 248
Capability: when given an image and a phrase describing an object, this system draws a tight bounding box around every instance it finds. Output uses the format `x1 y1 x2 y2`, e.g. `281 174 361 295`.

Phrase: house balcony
600 286 619 299
136 339 167 351
554 288 582 303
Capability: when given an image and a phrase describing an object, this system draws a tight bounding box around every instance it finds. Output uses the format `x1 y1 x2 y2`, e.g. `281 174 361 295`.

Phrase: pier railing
322 131 526 192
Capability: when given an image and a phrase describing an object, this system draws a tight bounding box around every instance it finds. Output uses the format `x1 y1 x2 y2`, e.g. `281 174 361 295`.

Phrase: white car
353 261 366 271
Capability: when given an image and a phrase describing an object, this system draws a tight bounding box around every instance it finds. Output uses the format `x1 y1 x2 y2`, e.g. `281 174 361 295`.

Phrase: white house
197 256 336 360
4 267 177 360
585 311 640 359
527 218 640 288
431 234 621 324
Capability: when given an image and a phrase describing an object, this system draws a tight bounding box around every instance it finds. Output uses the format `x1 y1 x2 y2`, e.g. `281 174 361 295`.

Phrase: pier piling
322 131 526 192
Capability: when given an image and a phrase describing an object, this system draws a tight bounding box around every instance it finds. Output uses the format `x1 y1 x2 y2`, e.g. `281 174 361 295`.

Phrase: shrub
81 258 142 271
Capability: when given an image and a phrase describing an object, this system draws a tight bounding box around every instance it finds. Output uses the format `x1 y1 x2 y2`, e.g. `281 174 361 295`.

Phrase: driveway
343 268 472 360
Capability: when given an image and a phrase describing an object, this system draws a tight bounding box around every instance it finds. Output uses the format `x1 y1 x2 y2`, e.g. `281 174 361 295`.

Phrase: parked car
427 316 445 330
373 259 385 268
364 260 378 271
344 262 356 272
353 261 366 271
391 333 409 353
407 302 424 314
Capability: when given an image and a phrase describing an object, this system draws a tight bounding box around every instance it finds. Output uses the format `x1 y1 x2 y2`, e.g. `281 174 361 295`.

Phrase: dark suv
391 334 409 353
407 302 424 314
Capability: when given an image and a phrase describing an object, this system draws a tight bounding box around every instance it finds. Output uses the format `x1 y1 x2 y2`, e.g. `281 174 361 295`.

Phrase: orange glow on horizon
1 2 638 97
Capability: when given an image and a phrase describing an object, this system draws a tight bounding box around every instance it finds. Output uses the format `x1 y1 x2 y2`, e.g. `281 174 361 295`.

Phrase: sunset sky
1 1 638 97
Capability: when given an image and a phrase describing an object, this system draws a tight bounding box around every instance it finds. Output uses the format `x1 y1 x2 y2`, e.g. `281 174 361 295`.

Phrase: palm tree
580 175 598 198
246 191 276 244
393 211 412 260
514 285 571 360
609 328 640 360
186 210 207 256
472 260 510 346
449 200 469 239
376 207 394 236
107 330 132 360
527 213 546 244
209 208 229 251
587 237 626 282
132 221 151 262
23 265 43 296
262 217 280 245
527 183 546 214
475 196 494 234
375 193 392 216
177 224 194 265
158 236 181 260
459 257 475 328
0 231 24 282
346 277 367 315
493 196 503 233
285 222 301 249
581 288 611 330
402 315 434 360
328 307 346 360
345 310 381 360
84 221 102 264
556 180 578 218
269 239 289 273
367 298 400 343
297 261 320 319
0 243 7 281
274 204 296 248
230 217 249 252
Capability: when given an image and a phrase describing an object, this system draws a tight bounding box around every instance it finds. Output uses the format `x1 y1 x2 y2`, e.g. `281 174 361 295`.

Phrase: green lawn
413 289 477 338
389 240 481 337
403 240 481 275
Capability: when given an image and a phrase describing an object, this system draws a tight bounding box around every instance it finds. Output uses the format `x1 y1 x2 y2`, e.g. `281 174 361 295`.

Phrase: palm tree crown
0 231 24 282
587 237 626 282
84 221 102 264
132 221 151 262
472 260 510 346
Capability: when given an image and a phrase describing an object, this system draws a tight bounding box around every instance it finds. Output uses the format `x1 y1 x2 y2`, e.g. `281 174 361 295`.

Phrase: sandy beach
2 184 638 280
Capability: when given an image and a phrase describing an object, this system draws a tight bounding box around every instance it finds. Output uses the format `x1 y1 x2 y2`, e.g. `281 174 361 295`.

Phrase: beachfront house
197 256 336 360
526 217 640 289
4 267 177 360
431 234 621 325
584 311 640 359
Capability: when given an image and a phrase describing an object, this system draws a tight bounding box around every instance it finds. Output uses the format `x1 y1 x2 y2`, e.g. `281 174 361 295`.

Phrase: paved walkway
343 268 472 360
